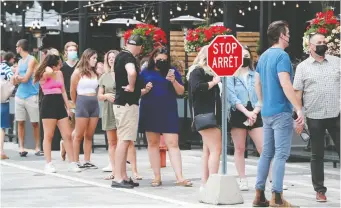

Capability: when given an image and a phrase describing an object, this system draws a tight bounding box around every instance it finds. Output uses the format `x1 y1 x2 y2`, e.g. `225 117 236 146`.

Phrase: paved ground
1 142 340 207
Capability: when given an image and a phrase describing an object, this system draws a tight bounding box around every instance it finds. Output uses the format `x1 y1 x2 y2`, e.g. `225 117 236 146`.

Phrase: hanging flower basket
303 10 340 56
184 26 232 53
123 24 168 57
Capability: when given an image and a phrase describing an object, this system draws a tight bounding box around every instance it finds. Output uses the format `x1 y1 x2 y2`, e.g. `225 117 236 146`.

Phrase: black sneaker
125 178 139 187
111 181 134 189
82 162 98 169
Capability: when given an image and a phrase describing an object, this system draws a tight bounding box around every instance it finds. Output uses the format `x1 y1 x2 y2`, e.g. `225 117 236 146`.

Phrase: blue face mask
67 51 78 60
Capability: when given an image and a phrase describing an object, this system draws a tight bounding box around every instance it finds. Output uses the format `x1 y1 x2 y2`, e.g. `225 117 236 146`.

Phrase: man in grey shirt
294 33 340 203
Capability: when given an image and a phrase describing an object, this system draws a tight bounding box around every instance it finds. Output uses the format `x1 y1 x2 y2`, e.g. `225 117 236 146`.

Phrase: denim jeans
255 112 293 193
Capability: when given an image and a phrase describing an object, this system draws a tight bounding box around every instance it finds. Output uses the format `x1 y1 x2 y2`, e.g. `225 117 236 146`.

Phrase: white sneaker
45 162 56 173
283 184 288 190
239 178 249 191
198 185 205 203
69 162 82 172
102 164 112 172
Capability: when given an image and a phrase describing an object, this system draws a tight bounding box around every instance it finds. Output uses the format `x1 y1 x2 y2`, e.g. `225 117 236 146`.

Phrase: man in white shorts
13 39 42 157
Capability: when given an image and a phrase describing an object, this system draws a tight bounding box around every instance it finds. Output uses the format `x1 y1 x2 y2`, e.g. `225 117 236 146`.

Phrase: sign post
207 35 243 174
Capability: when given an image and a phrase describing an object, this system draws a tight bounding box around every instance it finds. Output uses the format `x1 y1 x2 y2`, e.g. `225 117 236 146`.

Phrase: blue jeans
255 112 293 193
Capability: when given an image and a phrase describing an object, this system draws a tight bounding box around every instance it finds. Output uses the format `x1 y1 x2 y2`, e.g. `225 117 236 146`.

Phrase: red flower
312 18 320 25
317 27 328 34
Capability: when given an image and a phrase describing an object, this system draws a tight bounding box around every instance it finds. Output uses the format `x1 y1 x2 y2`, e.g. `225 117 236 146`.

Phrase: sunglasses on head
157 47 168 54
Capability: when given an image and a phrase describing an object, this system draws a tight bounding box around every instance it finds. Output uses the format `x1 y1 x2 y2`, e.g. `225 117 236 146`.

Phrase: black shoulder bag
192 87 218 131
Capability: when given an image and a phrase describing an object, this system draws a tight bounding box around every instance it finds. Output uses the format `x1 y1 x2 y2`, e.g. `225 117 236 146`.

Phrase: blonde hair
64 41 78 52
186 45 215 80
104 50 119 73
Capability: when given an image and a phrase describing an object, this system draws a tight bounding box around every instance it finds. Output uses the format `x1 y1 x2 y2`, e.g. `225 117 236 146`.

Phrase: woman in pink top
34 54 81 173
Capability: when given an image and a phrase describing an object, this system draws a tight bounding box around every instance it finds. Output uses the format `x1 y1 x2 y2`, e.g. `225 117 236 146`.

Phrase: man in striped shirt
1 51 15 159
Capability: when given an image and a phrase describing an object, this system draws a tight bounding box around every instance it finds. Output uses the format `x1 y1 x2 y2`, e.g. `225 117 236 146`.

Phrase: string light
214 13 217 17
119 4 122 10
16 3 18 8
248 7 251 11
177 5 181 11
296 3 299 8
65 0 67 2
102 14 105 19
10 27 12 31
98 7 101 11
51 1 54 7
133 16 136 20
197 12 200 16
141 13 144 18
94 8 97 12
200 2 203 6
220 10 223 14
242 12 245 16
3 2 6 6
254 5 258 10
88 1 91 5
170 10 173 15
155 19 158 23
273 2 276 6
0 22 3 27
239 10 242 14
101 3 103 7
203 13 206 18
210 1 213 6
136 10 139 14
98 22 100 26
90 22 93 27
91 6 94 10
3 23 6 28
26 5 29 10
126 20 130 27
282 1 285 5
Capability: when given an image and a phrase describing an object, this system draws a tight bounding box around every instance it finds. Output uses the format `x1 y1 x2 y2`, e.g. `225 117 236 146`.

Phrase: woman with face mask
139 46 192 187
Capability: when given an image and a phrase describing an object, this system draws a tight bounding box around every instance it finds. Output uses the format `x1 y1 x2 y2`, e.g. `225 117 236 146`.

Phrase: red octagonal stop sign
207 35 243 77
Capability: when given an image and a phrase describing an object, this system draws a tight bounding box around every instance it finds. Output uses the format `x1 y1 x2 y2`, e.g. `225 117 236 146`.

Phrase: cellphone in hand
292 112 298 120
168 69 175 75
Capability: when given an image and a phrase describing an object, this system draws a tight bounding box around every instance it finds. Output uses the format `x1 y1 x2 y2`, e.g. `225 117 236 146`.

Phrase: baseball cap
127 34 143 46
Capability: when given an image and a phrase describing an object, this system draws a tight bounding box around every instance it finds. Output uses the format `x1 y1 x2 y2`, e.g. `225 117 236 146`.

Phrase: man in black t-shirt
111 34 143 189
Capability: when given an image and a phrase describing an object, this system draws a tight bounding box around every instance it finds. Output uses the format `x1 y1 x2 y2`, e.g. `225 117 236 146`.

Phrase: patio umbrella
102 18 144 26
210 22 244 28
170 15 205 25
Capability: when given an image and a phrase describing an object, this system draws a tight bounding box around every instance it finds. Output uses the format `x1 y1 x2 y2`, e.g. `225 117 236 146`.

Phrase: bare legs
107 130 118 176
0 129 7 158
127 141 141 179
199 127 222 185
17 121 41 153
113 140 130 182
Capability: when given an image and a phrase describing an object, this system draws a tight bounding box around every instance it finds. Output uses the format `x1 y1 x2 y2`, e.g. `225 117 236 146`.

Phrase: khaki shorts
15 95 40 122
113 104 139 141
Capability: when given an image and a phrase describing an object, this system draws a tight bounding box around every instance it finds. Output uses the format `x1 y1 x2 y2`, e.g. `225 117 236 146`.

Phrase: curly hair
76 48 98 78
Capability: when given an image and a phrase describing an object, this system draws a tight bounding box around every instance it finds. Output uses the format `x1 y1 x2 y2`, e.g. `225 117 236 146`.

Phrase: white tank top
77 76 98 95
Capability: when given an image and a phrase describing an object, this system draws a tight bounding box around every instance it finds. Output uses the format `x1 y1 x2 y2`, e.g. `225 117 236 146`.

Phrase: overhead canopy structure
4 0 79 33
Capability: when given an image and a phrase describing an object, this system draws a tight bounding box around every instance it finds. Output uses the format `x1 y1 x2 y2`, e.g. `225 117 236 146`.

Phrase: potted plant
184 26 231 53
123 24 168 57
303 9 340 57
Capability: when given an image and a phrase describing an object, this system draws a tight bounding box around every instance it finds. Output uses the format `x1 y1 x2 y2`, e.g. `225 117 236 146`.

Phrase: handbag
192 88 218 131
1 78 15 103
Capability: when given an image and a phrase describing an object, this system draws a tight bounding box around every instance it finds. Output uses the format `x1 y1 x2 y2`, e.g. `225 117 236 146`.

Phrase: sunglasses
157 47 168 54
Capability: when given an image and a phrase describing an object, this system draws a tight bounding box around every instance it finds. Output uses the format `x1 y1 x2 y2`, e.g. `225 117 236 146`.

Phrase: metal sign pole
221 77 228 174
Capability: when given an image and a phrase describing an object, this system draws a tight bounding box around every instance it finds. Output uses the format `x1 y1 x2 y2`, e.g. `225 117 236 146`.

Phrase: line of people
0 19 339 206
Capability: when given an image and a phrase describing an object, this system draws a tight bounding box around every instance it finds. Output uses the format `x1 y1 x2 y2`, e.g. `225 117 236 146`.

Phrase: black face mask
155 59 169 76
314 44 328 57
242 58 250 67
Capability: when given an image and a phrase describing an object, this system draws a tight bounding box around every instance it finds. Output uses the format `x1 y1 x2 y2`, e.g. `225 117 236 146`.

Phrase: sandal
151 179 162 187
35 151 44 156
176 179 193 187
132 174 143 180
1 154 9 160
104 174 115 180
19 151 28 157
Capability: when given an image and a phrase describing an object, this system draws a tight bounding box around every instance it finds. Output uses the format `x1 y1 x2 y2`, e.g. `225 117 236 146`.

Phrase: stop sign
207 35 243 77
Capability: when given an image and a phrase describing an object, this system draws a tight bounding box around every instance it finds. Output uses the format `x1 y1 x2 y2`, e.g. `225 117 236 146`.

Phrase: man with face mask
293 33 340 203
252 21 303 207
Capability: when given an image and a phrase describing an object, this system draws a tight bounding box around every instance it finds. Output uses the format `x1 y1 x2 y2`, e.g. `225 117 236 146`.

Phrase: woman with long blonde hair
188 46 222 194
34 54 81 173
70 48 99 169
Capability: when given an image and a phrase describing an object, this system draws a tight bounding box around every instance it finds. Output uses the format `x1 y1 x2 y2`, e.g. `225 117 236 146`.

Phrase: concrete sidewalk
1 142 340 207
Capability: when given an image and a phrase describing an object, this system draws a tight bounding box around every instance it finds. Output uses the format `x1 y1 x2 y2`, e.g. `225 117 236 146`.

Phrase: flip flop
132 174 143 180
35 151 44 156
19 151 28 157
151 179 162 187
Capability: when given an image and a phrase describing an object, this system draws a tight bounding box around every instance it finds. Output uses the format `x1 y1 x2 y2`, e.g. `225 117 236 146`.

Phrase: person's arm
189 68 219 94
124 63 137 92
170 69 184 95
42 67 55 79
17 58 37 83
59 72 71 111
70 69 80 104
253 72 262 115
